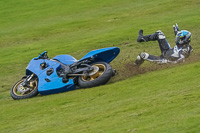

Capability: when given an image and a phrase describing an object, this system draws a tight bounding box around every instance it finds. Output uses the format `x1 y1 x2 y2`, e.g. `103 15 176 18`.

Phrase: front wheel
11 76 38 100
78 62 113 88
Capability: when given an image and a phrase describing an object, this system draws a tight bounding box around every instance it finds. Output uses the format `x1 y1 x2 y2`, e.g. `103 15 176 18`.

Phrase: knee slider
156 30 166 39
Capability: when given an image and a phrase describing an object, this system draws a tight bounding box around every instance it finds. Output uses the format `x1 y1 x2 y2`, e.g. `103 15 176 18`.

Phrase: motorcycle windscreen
79 47 120 63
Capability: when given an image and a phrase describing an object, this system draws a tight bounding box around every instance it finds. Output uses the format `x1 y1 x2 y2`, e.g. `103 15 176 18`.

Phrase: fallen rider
134 23 193 65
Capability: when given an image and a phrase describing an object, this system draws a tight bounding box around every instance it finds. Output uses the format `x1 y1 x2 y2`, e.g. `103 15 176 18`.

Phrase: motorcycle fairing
79 47 120 63
37 62 75 95
52 55 77 65
26 59 50 76
26 59 76 95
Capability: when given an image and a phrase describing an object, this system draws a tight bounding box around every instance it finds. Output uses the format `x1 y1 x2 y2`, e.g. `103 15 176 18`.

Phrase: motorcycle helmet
175 30 191 45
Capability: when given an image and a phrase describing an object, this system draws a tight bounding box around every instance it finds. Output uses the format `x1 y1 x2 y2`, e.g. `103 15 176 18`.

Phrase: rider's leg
137 30 171 54
137 29 158 42
134 52 168 65
156 31 171 54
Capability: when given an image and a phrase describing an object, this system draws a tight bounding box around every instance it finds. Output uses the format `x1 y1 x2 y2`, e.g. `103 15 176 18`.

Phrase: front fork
22 74 35 87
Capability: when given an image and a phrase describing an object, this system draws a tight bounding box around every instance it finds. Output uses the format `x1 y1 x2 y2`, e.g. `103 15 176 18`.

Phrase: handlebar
34 51 49 60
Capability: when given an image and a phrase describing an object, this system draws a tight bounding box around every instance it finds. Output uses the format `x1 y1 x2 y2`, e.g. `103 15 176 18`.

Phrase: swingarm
60 61 94 82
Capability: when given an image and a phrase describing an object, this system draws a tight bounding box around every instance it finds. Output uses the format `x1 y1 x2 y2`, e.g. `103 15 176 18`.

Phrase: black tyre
78 62 113 88
11 76 38 100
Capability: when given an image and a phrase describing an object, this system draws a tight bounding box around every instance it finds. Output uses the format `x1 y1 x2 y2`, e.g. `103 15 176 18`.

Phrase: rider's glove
173 23 180 36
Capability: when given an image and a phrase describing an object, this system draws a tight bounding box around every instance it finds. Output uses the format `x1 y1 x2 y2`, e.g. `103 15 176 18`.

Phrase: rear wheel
78 62 113 88
11 76 38 100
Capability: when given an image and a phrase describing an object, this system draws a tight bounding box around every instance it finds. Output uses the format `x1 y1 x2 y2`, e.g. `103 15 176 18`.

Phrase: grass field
0 0 200 132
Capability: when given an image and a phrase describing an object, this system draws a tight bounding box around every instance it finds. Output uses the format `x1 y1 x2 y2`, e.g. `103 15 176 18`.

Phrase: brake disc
88 66 99 76
17 83 30 93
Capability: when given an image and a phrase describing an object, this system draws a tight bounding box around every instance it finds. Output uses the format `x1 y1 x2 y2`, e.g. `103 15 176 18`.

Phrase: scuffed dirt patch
124 62 171 76
110 54 200 83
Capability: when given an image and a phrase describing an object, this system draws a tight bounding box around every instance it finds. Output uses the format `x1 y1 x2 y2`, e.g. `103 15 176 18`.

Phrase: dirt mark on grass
110 54 200 83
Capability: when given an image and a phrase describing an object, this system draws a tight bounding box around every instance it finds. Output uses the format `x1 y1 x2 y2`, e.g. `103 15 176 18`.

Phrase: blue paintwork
53 55 77 65
79 47 120 63
37 63 75 95
25 47 120 95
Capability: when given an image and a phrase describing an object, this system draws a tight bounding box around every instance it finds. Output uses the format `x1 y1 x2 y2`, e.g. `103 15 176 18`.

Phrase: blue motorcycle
11 47 120 100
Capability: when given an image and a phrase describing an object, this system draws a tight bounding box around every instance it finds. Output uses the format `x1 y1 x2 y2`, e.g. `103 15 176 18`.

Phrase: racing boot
133 52 149 66
137 30 162 42
137 29 146 42
137 29 153 42
134 57 144 66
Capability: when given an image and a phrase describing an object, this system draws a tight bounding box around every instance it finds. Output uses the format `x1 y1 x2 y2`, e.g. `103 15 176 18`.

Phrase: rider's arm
181 44 193 58
173 23 180 36
173 44 193 63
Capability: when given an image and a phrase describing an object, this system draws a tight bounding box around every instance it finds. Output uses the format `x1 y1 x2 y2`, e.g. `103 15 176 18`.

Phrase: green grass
1 62 200 133
0 0 200 132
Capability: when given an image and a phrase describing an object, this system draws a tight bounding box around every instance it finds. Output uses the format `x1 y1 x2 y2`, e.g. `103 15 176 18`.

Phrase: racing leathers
134 26 193 65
